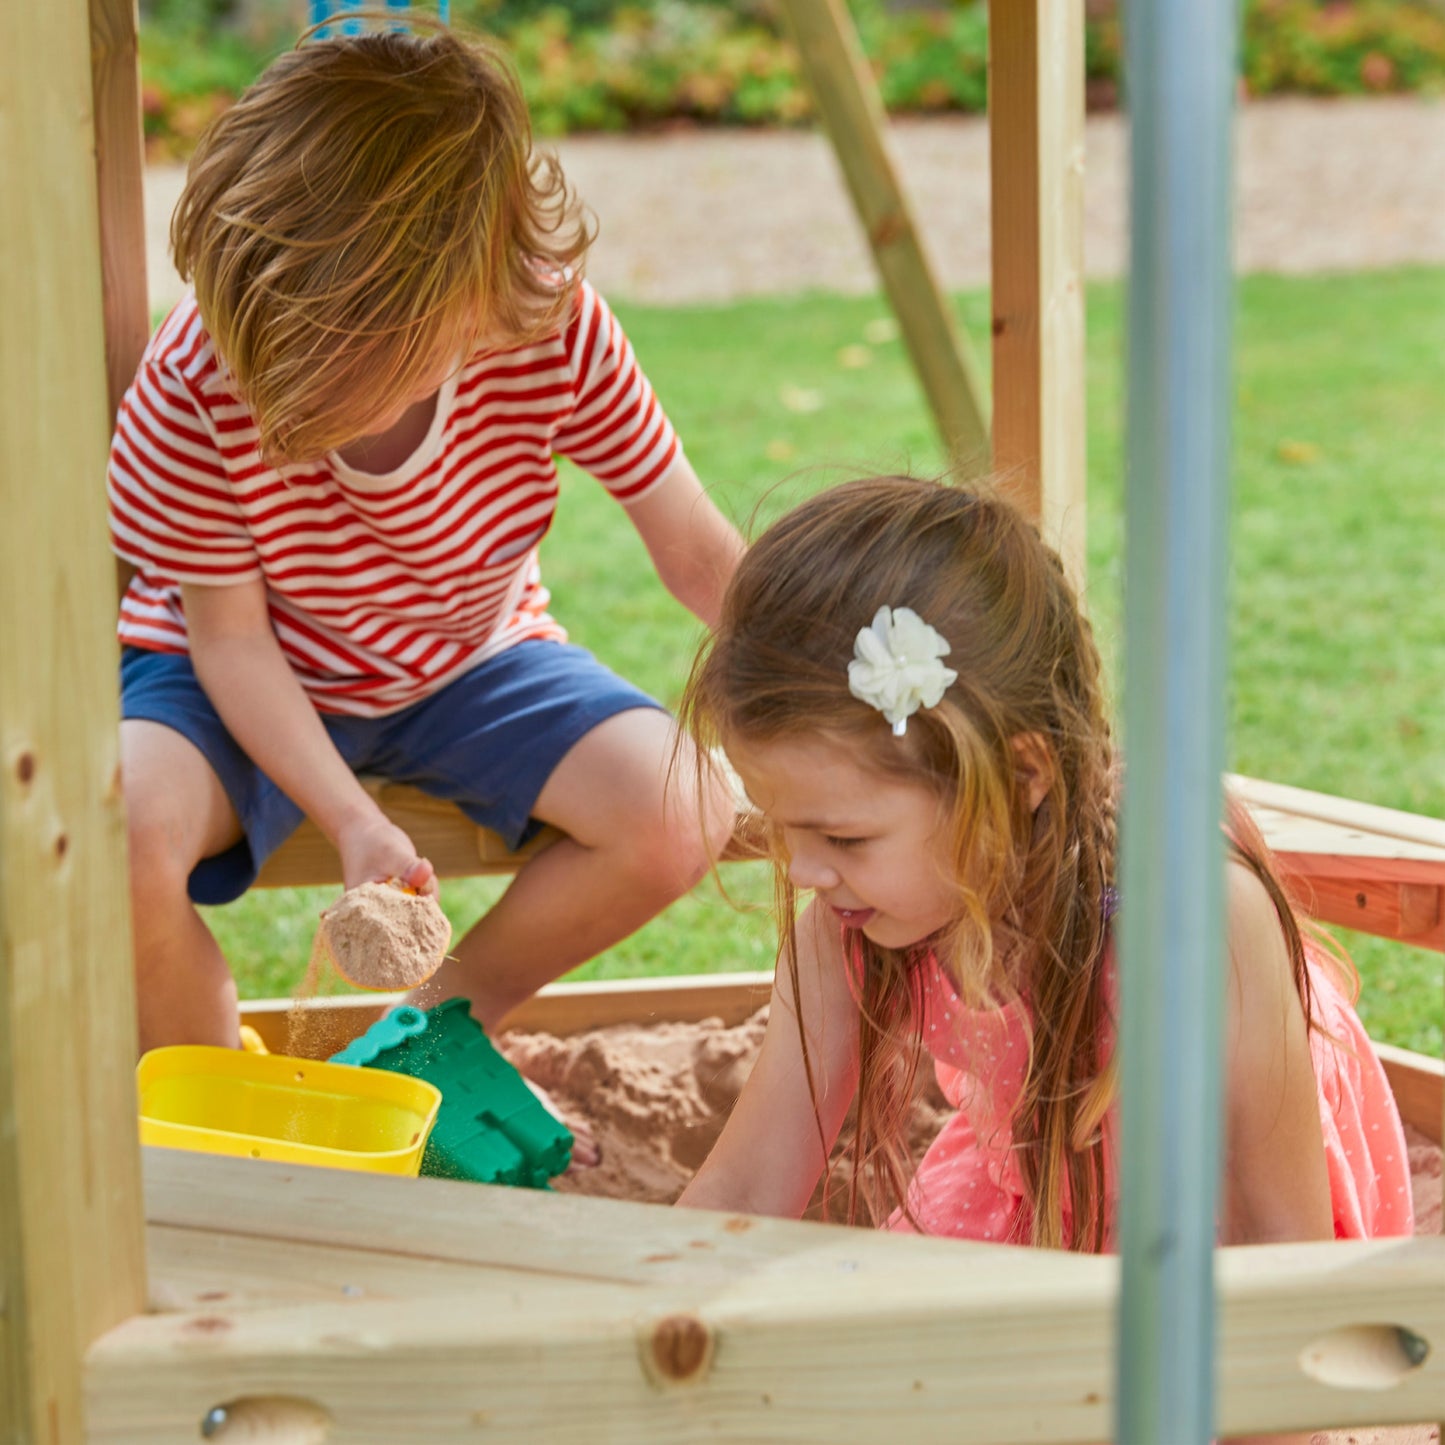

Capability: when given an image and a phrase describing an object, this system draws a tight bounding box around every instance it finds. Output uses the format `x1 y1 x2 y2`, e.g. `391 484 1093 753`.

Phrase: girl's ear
1010 732 1055 813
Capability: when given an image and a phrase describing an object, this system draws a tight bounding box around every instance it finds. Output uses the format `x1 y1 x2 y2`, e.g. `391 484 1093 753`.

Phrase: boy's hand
336 815 438 897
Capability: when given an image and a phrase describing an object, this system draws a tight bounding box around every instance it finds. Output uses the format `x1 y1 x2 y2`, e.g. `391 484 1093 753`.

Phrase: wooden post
0 3 147 1441
90 0 149 602
989 0 1087 584
777 0 991 477
90 0 150 424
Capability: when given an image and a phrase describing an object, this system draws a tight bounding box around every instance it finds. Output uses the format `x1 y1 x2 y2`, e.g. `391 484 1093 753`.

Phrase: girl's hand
678 899 861 1217
336 815 438 897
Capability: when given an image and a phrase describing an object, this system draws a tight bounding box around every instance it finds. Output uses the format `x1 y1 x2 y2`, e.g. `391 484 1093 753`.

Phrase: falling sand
287 880 452 1054
318 881 452 991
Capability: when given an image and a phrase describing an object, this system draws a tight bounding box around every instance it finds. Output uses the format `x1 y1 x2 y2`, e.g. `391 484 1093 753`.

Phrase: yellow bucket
137 1046 441 1176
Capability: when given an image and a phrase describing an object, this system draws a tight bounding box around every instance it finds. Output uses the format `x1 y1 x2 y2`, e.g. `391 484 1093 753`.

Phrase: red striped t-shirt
107 282 680 716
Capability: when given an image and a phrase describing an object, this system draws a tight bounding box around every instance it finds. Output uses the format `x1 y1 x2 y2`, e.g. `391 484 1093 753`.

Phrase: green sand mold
331 998 572 1187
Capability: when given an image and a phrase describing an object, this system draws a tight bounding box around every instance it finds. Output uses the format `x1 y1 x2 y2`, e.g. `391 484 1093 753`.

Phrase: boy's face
344 351 463 446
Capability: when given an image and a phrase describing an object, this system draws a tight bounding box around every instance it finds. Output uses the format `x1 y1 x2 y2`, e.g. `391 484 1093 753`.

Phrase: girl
677 476 1413 1253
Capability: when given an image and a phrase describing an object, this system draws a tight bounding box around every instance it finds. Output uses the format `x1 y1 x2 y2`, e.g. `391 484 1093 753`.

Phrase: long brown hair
173 22 591 463
682 476 1327 1250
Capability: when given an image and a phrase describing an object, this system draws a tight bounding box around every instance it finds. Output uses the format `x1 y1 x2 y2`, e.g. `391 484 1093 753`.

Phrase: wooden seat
254 778 561 887
257 769 1445 968
1227 772 1445 953
254 770 768 889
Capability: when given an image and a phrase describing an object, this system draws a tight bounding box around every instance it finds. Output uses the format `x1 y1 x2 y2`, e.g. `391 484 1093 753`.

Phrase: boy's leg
123 719 246 1053
418 707 734 1032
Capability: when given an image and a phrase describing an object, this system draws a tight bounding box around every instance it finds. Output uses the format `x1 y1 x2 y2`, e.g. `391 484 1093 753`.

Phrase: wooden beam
253 778 562 887
240 969 776 1056
86 1152 1445 1442
988 0 1087 583
1376 1043 1443 1145
0 4 147 1440
239 973 1442 1159
1228 774 1445 952
776 0 991 475
90 0 147 602
89 0 149 424
253 770 764 889
1229 773 1445 853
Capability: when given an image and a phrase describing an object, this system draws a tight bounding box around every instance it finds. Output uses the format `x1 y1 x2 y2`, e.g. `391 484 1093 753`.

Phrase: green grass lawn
206 267 1445 1056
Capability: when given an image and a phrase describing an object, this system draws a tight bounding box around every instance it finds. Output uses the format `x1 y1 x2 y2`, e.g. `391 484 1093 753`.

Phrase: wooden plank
0 4 148 1440
1376 1043 1443 1146
775 0 990 475
145 1222 597 1315
90 0 147 602
240 974 1440 1162
239 970 776 1057
254 776 765 889
1277 864 1445 953
1231 773 1445 854
1234 771 1445 950
89 0 149 425
988 0 1088 584
90 1156 1445 1442
253 779 561 887
1249 807 1445 865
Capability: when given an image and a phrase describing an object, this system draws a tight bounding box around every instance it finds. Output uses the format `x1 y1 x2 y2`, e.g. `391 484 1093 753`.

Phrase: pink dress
886 946 1416 1245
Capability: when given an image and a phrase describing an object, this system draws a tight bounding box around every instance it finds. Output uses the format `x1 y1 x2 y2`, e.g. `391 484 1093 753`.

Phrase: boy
109 28 742 1053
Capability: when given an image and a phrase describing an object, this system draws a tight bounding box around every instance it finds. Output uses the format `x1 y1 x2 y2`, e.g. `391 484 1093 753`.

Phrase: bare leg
124 720 245 1053
417 709 735 1030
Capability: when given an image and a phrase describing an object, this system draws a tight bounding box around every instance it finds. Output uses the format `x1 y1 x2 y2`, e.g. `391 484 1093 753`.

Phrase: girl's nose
786 842 838 892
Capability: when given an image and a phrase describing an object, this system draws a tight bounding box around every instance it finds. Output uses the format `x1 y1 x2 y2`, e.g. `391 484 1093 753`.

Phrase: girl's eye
824 835 867 850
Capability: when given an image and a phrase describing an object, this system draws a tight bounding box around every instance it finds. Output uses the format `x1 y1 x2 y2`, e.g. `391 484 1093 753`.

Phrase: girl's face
727 731 960 951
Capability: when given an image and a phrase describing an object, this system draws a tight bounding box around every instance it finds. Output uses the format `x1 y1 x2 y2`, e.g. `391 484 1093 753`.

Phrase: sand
500 1004 1442 1226
499 1005 1442 1445
318 880 452 991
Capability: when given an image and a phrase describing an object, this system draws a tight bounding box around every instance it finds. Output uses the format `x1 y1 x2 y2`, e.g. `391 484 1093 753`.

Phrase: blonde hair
682 476 1322 1250
172 24 592 463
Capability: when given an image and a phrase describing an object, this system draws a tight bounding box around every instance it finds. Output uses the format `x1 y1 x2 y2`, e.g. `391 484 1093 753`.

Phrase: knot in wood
646 1312 714 1385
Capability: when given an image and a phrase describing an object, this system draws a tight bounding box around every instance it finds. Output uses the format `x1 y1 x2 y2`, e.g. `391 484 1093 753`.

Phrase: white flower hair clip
847 605 958 736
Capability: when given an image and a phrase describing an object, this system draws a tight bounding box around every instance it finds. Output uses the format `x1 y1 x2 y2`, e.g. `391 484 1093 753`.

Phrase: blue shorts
120 642 664 906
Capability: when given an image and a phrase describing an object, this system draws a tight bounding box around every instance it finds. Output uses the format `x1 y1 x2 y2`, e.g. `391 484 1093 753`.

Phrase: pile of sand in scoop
498 1004 1444 1234
318 880 453 991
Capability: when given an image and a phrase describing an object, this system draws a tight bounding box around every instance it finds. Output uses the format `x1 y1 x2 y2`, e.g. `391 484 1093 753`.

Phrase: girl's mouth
830 904 876 927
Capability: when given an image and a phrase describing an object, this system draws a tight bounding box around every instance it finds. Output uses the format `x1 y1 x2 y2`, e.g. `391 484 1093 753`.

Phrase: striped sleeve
552 282 680 504
107 360 261 586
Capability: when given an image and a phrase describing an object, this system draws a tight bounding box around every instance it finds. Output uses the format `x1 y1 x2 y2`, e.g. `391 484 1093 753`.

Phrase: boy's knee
638 767 736 891
125 799 202 905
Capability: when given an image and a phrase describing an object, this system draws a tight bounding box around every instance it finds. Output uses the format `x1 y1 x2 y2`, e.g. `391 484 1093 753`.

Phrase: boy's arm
1218 861 1333 1245
181 579 436 894
678 899 859 1217
624 454 745 627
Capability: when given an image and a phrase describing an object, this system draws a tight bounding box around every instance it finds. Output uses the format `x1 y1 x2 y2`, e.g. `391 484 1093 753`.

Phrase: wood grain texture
253 778 562 887
988 0 1087 583
775 0 990 473
88 0 148 425
239 970 775 1055
85 1150 1444 1442
1376 1043 1443 1145
1 5 147 1440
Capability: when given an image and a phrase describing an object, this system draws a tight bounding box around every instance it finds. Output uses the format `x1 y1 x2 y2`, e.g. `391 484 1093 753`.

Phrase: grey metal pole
1115 0 1238 1441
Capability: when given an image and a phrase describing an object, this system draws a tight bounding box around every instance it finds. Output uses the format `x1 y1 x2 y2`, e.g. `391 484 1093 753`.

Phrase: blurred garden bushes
140 0 1445 157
